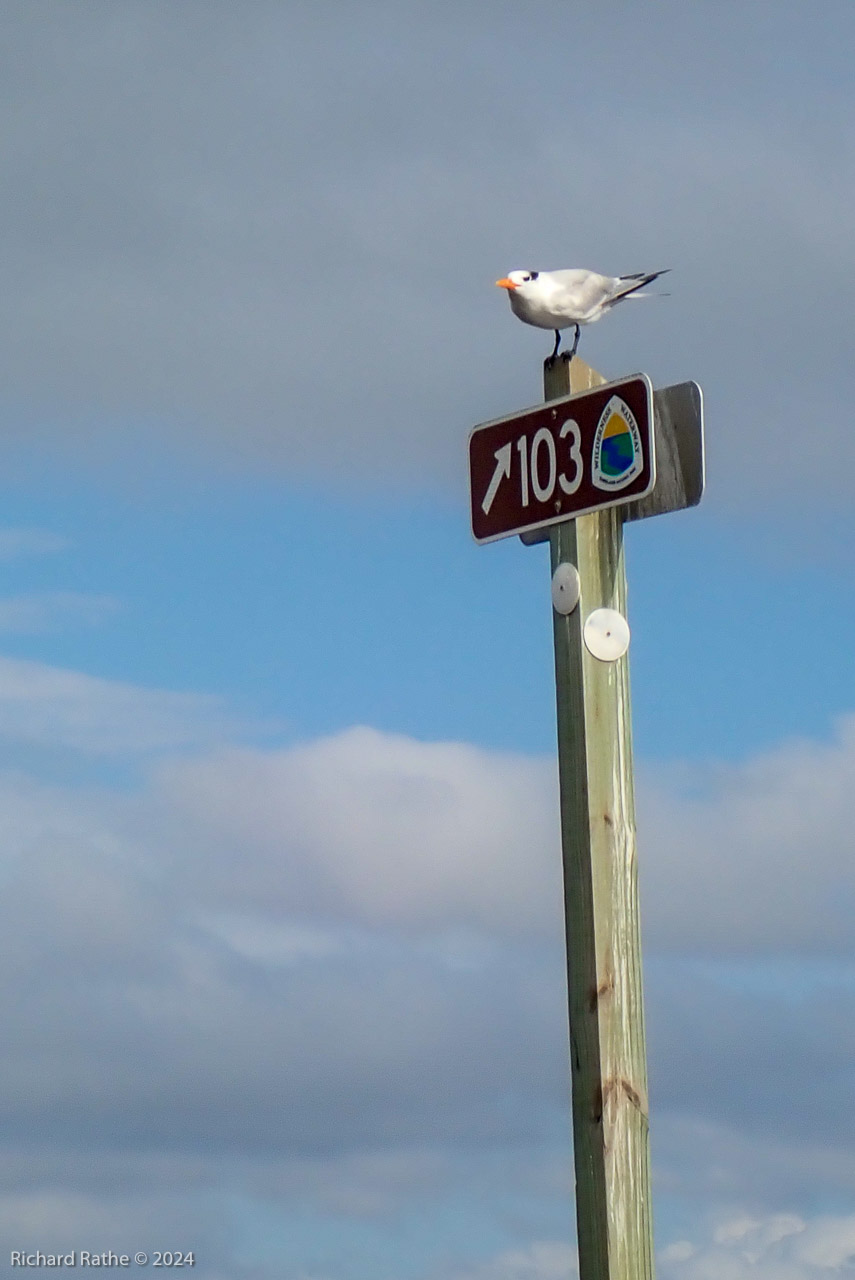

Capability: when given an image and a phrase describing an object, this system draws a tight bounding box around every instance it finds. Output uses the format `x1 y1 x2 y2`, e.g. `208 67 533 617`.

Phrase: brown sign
469 375 656 544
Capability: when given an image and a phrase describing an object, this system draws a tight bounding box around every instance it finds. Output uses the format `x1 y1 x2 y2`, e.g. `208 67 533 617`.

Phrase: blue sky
4 470 854 769
2 4 855 1278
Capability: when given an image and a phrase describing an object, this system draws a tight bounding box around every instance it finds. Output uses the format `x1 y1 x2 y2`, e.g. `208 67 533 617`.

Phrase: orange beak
495 277 517 290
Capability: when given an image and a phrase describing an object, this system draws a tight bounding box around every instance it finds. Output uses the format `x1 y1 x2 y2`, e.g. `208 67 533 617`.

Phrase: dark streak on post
589 971 616 1013
602 1077 645 1114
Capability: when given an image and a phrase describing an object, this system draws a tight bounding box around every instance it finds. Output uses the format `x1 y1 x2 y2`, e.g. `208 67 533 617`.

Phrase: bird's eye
523 271 538 282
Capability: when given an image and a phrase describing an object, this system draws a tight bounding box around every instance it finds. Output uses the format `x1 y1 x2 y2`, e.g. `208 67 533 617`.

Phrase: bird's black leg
544 330 562 369
561 324 581 364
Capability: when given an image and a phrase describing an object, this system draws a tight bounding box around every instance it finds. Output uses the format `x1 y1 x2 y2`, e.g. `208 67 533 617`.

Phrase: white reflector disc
551 563 581 615
583 608 630 661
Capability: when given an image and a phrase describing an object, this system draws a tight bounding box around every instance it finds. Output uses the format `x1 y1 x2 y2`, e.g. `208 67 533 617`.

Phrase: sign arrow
481 442 512 516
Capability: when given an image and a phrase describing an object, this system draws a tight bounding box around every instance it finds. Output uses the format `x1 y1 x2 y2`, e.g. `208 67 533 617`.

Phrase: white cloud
0 591 119 634
660 1213 855 1279
0 754 566 1160
639 714 855 954
151 715 855 956
439 1241 577 1280
0 653 230 753
0 710 854 1269
0 713 848 1175
156 726 562 936
652 1113 855 1218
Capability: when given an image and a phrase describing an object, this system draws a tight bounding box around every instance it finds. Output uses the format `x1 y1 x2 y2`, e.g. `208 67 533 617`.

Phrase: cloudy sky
2 2 855 1277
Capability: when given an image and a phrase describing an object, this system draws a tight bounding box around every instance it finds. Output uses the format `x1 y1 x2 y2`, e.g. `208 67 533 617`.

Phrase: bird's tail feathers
613 269 671 303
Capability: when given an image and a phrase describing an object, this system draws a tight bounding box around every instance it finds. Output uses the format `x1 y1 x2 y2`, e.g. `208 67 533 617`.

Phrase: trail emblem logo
591 395 644 490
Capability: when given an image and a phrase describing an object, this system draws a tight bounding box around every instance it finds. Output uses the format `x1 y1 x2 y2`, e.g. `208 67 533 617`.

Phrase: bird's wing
546 270 620 317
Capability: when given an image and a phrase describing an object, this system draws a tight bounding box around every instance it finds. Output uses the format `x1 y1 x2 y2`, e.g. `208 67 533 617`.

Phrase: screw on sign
468 375 655 543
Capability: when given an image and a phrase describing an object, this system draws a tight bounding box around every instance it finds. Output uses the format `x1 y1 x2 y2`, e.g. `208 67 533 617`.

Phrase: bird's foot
560 351 575 364
543 354 558 370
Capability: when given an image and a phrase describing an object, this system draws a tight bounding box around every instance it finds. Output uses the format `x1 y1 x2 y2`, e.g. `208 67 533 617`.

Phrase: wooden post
545 357 655 1280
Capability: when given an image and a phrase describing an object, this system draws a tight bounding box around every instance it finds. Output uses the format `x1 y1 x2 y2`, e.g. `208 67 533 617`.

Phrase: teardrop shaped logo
591 395 644 491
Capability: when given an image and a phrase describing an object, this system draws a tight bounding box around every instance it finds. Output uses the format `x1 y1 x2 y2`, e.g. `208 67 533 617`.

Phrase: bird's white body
496 267 668 331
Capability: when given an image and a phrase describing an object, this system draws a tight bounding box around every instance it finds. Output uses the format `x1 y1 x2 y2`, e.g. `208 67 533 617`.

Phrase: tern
496 267 670 366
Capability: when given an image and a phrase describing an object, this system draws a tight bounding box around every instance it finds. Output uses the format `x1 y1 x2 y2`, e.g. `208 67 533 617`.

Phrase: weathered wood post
545 357 654 1280
468 350 703 1280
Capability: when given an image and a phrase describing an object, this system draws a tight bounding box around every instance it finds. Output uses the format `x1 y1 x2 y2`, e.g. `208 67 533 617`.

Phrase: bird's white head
495 270 540 292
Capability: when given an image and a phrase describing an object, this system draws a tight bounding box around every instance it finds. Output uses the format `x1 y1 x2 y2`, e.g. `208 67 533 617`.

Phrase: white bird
495 267 670 366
